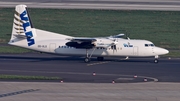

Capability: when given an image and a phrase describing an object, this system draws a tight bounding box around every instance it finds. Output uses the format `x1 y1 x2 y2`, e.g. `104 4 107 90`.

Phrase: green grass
0 74 60 80
164 50 180 57
0 46 32 53
0 8 180 56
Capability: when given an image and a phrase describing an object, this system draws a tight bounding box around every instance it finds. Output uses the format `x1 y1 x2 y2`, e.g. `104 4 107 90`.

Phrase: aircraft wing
66 38 97 49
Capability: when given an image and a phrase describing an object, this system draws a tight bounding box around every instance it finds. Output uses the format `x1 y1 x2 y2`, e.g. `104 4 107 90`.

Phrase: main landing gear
84 57 90 63
84 57 104 63
154 55 159 63
84 48 96 63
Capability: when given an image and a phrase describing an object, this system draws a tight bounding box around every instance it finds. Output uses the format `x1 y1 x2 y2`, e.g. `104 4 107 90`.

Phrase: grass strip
164 50 180 58
0 75 60 80
0 46 32 53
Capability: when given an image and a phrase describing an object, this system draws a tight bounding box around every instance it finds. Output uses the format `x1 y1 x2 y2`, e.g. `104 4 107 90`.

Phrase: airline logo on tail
14 8 35 46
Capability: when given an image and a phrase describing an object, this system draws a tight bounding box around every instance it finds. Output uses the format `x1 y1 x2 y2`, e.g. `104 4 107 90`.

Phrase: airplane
8 5 169 63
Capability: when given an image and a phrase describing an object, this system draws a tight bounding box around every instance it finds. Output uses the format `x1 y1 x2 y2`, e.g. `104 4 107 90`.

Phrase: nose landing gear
154 55 159 63
154 59 159 63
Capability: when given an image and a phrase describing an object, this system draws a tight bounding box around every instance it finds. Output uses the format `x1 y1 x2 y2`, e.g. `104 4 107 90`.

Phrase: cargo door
49 43 56 53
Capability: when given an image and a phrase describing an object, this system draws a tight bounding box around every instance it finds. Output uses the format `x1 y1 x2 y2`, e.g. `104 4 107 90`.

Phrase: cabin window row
59 46 74 48
58 46 122 50
97 47 122 50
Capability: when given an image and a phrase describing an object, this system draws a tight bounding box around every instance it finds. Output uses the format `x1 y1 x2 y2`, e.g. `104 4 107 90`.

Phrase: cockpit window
150 44 155 46
145 44 155 47
145 44 148 47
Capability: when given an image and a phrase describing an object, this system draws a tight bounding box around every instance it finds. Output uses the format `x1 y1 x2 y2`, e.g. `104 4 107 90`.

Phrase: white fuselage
9 29 168 57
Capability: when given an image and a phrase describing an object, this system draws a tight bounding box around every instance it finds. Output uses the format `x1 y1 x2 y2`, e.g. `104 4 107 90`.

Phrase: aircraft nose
163 49 169 54
154 47 169 55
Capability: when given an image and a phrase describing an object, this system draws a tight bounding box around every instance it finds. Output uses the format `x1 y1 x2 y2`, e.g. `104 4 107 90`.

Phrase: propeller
125 31 131 40
114 34 125 38
111 38 118 53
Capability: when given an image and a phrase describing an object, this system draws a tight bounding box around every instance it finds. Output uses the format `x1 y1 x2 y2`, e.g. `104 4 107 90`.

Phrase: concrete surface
0 82 180 101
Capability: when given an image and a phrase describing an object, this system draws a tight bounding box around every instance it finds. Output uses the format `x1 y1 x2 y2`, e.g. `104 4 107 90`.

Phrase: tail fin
9 5 36 46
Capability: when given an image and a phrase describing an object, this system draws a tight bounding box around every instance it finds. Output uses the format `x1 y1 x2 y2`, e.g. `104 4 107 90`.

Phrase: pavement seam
87 61 110 66
0 89 40 98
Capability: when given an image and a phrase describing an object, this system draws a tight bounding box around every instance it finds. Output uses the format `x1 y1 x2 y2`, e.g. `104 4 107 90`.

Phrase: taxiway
0 53 179 83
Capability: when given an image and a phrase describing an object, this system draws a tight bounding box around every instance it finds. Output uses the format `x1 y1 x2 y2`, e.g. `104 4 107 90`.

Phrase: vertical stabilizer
9 4 36 46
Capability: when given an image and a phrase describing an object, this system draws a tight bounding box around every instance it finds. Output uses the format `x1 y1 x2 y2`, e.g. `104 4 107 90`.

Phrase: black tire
154 59 159 63
84 58 90 63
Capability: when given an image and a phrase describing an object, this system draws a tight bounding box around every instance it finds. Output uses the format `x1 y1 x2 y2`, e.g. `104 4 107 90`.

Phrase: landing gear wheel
84 58 90 63
154 59 159 63
97 57 104 61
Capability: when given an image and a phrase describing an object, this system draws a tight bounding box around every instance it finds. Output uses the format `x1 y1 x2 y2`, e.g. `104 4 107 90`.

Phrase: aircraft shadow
0 55 83 62
0 55 160 63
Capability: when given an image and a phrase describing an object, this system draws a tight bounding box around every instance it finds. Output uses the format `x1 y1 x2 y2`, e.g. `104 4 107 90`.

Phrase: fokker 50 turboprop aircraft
8 5 169 63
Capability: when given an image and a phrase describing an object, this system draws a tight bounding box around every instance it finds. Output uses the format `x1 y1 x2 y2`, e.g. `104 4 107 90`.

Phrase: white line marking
87 61 111 66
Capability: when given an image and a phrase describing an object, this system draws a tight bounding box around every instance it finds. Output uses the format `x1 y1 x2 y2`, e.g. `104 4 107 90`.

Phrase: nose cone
163 49 169 54
154 47 169 55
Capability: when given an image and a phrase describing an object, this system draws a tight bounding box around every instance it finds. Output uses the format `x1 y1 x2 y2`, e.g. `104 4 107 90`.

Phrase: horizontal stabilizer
13 34 32 39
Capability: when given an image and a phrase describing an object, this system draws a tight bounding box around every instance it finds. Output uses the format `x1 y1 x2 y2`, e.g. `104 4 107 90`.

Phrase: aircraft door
133 46 138 56
49 43 56 53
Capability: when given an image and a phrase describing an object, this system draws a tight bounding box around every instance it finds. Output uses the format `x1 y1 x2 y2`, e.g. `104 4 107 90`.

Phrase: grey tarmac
0 53 180 83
